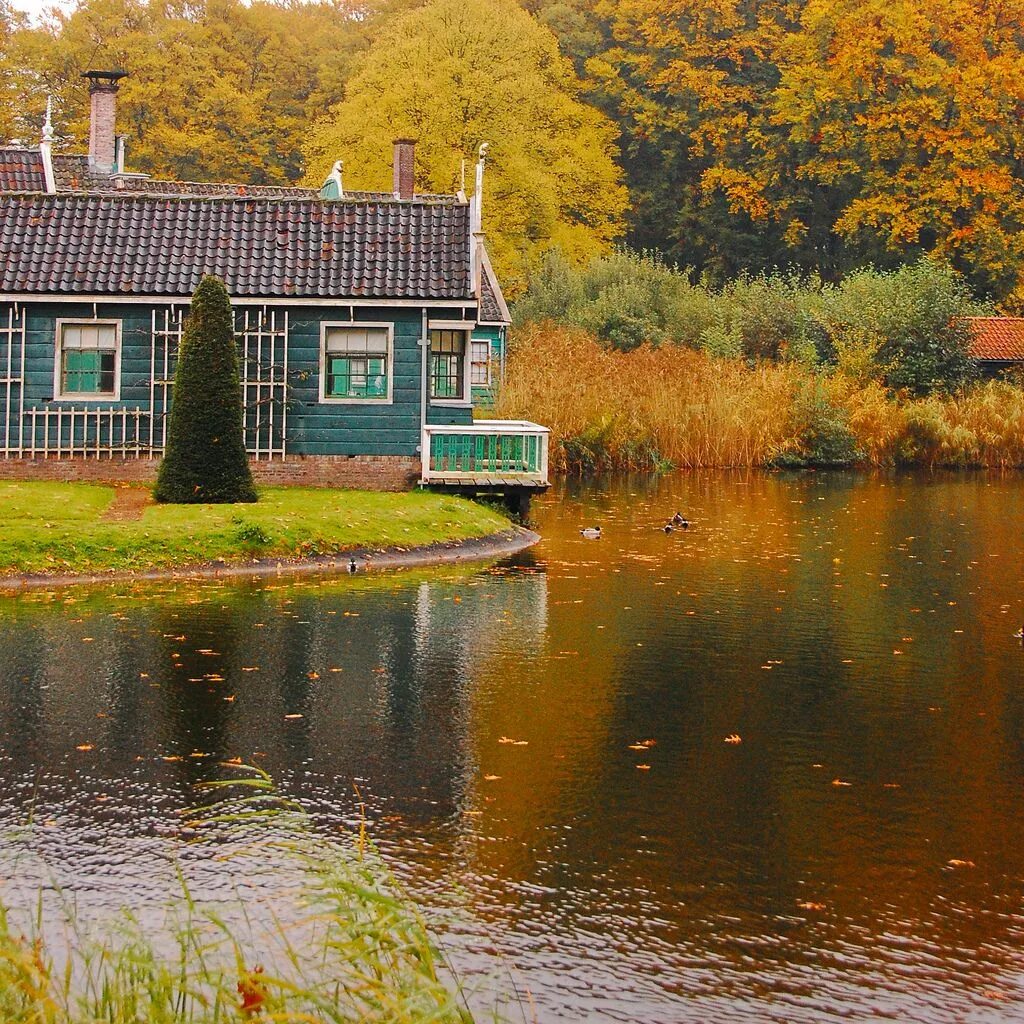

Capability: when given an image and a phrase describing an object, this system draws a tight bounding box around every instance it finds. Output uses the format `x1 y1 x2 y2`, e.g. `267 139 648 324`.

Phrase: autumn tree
0 0 27 142
302 0 628 294
768 0 1024 307
1 0 376 184
578 0 810 279
569 0 1024 303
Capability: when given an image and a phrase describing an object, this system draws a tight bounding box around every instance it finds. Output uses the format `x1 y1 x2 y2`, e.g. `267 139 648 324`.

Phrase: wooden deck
422 475 550 489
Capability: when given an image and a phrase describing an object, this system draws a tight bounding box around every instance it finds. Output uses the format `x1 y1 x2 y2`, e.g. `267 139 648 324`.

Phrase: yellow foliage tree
0 1 21 143
302 0 628 294
2 0 372 184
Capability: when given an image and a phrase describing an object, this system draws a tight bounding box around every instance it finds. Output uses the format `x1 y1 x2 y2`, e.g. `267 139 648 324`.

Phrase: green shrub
233 519 274 547
513 250 985 394
155 276 257 504
821 260 983 395
516 248 701 351
512 249 585 327
773 380 863 468
714 274 826 365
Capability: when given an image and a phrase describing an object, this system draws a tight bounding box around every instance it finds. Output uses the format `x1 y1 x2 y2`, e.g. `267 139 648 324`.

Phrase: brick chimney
392 138 416 200
81 70 128 175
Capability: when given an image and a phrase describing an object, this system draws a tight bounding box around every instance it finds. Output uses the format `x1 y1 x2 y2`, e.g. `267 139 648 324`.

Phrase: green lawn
0 482 511 577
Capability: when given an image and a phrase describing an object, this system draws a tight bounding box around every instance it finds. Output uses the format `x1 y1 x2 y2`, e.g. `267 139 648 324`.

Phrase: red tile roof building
967 317 1024 365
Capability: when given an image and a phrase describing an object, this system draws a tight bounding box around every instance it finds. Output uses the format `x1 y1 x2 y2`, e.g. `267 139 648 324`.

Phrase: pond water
1 471 1024 1022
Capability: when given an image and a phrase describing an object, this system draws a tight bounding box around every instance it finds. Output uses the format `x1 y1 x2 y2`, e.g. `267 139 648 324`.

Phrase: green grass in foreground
0 766 478 1023
0 482 511 577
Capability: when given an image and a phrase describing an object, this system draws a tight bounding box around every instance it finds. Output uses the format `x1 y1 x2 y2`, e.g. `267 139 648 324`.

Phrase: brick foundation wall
0 455 422 491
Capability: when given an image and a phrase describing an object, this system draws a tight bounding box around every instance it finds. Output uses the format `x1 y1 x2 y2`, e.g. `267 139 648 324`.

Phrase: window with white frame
322 325 391 401
429 328 468 400
56 320 120 399
470 339 492 387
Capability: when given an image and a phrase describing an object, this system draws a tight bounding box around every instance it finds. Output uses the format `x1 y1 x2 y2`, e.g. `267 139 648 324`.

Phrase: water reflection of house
0 569 548 833
413 574 549 673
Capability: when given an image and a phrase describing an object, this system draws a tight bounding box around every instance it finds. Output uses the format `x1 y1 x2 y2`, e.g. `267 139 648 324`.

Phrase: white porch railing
421 420 549 485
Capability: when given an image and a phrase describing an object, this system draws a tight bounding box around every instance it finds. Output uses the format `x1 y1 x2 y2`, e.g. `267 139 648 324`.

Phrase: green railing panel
427 429 545 477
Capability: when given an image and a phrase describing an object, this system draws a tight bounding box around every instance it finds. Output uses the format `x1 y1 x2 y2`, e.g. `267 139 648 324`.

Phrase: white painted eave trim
478 242 511 325
428 319 476 330
425 420 549 434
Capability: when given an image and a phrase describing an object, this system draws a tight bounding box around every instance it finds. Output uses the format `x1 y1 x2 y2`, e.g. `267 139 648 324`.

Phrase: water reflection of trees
479 472 1024 981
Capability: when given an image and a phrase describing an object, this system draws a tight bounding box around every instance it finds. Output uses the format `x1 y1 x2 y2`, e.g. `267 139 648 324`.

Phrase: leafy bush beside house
514 250 986 395
821 261 978 395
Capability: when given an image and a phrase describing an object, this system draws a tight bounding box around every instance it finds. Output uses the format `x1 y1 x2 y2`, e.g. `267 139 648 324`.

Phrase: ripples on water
1 471 1023 1022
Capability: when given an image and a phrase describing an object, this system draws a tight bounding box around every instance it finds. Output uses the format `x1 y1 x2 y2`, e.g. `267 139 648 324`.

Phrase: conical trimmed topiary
155 276 257 504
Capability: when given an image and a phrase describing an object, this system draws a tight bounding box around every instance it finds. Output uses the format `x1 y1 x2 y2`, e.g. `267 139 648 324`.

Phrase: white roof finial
319 159 344 200
42 95 54 144
40 95 57 193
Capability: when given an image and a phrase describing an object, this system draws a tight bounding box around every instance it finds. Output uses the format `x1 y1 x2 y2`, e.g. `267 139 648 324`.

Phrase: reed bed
0 766 478 1024
495 324 803 470
496 324 1024 471
902 381 1024 468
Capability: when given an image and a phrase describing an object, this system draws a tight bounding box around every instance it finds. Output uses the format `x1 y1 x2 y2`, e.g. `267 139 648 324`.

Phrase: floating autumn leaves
724 734 742 745
629 738 656 751
629 738 656 769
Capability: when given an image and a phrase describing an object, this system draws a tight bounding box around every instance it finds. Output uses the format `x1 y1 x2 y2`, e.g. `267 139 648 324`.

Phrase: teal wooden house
0 72 546 498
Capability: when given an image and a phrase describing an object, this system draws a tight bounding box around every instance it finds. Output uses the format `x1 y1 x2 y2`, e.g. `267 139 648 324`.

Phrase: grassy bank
495 325 1024 471
0 483 511 577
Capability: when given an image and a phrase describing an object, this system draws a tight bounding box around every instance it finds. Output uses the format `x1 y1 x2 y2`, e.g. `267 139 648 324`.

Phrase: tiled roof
0 148 46 192
6 149 461 203
967 317 1024 362
124 178 320 199
51 154 321 198
51 154 112 192
0 193 473 300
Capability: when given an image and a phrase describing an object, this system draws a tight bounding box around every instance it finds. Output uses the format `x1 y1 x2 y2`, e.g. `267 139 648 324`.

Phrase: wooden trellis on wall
149 306 181 455
0 304 289 460
238 307 288 460
0 306 25 457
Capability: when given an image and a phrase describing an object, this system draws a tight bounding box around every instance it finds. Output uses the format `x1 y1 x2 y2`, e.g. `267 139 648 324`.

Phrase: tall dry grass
495 324 803 470
496 324 1024 471
902 381 1024 467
